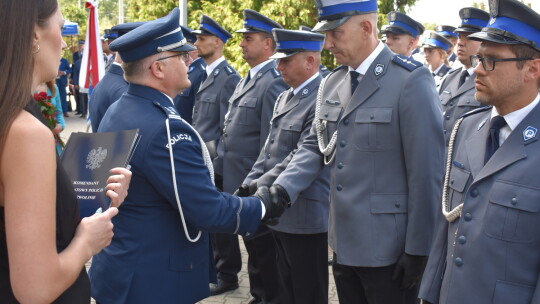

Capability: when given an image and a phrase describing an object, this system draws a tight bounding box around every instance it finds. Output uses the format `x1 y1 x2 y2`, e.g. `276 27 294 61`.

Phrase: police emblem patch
523 126 537 141
302 88 309 95
257 72 263 78
374 64 384 76
214 69 220 76
86 147 107 170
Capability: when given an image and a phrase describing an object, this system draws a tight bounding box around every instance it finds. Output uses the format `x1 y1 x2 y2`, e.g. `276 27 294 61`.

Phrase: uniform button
370 113 374 120
340 140 347 147
446 115 450 120
466 100 470 104
444 130 447 134
455 257 463 267
395 202 401 208
464 213 472 221
470 189 479 197
449 102 454 106
224 133 228 137
337 184 343 191
343 119 349 125
450 179 454 185
337 162 343 169
194 110 198 113
228 118 232 122
289 125 293 129
270 139 274 144
324 113 329 118
266 154 271 159
511 197 518 205
458 236 467 244
274 124 278 128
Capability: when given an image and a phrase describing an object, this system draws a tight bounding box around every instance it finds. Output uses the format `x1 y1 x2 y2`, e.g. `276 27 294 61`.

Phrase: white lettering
165 133 193 148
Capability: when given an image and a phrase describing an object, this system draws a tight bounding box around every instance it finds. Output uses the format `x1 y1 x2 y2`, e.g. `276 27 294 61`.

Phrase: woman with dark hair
0 0 132 303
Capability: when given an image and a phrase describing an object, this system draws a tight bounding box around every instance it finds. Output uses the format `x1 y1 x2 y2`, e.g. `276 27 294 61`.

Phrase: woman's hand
104 167 132 208
75 207 119 256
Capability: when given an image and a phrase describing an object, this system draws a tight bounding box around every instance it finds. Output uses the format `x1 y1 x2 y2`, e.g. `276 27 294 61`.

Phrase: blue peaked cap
110 22 146 38
312 0 378 31
180 25 197 43
109 8 196 62
423 32 453 52
455 7 490 33
435 25 458 38
236 9 283 34
192 14 233 43
469 0 540 51
383 11 425 38
270 29 325 59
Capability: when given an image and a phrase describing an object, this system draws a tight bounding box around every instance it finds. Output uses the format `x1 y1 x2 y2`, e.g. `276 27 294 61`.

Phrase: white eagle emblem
86 147 107 170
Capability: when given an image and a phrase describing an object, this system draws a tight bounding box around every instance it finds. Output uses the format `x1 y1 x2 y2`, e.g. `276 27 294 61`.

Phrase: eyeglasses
470 54 533 71
149 52 190 69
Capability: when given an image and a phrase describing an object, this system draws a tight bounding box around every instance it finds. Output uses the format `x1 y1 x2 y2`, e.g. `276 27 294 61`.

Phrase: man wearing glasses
419 0 540 303
438 7 490 146
89 8 286 303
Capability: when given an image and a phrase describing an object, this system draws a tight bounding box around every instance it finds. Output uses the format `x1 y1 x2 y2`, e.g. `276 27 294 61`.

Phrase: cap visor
170 43 197 52
269 51 299 59
312 16 351 32
382 26 410 36
235 28 262 34
468 31 523 45
454 27 482 34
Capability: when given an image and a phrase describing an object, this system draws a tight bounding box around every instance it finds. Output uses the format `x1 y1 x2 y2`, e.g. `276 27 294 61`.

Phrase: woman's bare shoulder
8 110 54 144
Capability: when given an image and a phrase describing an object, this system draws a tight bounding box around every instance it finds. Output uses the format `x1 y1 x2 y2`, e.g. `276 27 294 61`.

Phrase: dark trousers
210 233 241 283
78 92 88 116
56 82 68 113
332 253 419 304
243 232 281 304
273 231 328 304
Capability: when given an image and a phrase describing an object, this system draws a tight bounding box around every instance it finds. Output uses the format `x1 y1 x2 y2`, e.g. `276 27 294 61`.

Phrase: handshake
234 183 290 226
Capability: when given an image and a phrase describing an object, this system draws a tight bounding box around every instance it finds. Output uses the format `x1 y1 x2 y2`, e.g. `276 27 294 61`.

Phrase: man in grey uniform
419 0 540 303
439 7 490 145
238 28 330 304
211 9 288 302
268 0 445 302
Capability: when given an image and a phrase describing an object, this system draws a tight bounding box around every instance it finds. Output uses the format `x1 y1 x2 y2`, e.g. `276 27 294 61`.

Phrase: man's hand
233 184 250 197
248 180 258 195
391 253 428 289
253 185 290 226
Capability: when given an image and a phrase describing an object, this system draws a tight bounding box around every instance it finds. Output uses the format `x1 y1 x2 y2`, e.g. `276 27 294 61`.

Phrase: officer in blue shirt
88 8 287 304
173 25 207 124
383 11 425 58
56 57 71 115
89 21 145 132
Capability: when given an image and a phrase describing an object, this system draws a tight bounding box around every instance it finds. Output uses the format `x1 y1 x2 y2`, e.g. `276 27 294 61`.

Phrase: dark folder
60 129 139 218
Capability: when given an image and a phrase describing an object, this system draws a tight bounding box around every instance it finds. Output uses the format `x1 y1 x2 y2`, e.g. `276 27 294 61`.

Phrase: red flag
79 1 105 89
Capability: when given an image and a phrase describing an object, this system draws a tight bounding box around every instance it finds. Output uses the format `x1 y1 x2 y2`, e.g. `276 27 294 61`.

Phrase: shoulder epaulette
392 55 422 71
458 105 491 120
272 68 281 78
224 65 236 75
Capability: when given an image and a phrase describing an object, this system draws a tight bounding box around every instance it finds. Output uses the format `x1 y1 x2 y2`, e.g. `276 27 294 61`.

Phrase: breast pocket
198 93 216 117
456 97 481 113
319 103 343 138
238 97 258 125
440 90 452 107
484 181 540 243
279 119 303 151
353 108 393 151
448 163 471 209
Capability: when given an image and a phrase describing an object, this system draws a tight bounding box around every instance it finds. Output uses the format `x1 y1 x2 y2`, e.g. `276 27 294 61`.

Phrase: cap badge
523 126 537 141
374 64 384 76
489 18 496 25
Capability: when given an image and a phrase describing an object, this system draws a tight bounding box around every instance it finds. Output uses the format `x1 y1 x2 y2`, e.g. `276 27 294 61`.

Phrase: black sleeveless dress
0 101 90 303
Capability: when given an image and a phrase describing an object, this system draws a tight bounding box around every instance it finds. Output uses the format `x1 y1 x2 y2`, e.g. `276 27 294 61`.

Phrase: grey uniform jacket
419 104 540 304
439 67 483 145
274 45 445 267
213 60 287 193
191 60 240 156
243 75 330 234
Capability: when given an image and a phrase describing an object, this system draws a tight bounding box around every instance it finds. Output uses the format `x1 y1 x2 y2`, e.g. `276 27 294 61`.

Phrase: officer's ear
148 58 166 80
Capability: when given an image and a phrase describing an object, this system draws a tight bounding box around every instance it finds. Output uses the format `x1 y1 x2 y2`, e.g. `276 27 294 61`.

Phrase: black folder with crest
60 129 139 218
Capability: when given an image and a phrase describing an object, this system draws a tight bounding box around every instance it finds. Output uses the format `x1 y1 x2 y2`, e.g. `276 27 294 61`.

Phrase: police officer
56 57 71 116
439 7 490 145
383 11 425 57
422 32 453 86
89 22 145 132
435 25 459 67
268 0 445 302
189 15 242 296
173 25 206 124
88 8 286 304
420 0 540 303
212 9 288 302
237 28 330 304
299 25 330 77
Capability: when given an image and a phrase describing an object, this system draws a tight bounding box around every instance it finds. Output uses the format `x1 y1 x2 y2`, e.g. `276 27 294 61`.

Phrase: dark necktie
458 70 469 88
484 116 507 164
243 72 251 88
286 91 294 102
201 70 208 84
350 71 360 94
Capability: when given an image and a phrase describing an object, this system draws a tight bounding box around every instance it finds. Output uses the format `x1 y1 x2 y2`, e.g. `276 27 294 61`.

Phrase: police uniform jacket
89 84 262 304
89 64 128 132
57 58 70 87
243 75 330 234
174 57 207 124
434 64 452 88
214 60 287 193
439 67 483 145
419 102 540 304
274 45 445 267
191 60 240 147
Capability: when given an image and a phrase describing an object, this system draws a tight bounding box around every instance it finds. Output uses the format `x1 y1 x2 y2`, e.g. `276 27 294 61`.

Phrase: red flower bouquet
33 92 65 148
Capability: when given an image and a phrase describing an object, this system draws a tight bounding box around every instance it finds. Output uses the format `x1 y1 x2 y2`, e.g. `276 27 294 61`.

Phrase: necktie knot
350 71 360 94
458 70 469 87
243 72 251 88
485 116 507 163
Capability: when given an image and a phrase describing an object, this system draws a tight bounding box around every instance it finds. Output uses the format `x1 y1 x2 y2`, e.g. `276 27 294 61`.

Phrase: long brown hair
0 0 58 169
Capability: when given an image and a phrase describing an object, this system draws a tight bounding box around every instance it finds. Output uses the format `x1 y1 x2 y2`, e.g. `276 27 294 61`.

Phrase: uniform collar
491 93 540 132
126 83 175 106
205 56 226 77
292 72 320 96
349 41 385 75
249 59 274 79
